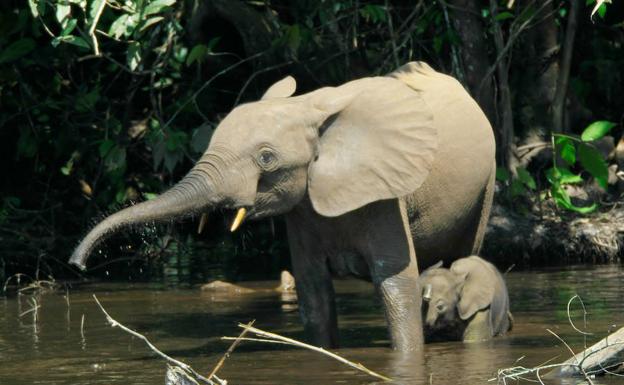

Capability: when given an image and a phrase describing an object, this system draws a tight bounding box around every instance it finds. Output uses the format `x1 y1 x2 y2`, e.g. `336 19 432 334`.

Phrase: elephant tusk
197 213 208 234
423 283 432 302
230 208 247 232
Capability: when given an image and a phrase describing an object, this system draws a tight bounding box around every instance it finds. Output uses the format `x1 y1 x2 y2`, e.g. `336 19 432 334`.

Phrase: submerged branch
226 323 393 382
93 295 222 385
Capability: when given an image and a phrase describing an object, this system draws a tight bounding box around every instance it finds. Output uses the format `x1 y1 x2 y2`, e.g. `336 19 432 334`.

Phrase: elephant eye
435 302 446 313
257 149 277 169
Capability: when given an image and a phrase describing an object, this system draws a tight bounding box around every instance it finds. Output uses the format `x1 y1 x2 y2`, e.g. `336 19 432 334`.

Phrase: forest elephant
419 256 513 343
69 62 496 352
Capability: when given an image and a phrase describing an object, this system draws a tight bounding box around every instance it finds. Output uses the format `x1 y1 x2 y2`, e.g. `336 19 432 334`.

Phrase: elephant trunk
69 169 219 271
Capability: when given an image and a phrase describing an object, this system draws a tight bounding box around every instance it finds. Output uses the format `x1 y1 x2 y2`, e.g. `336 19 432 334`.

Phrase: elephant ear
451 256 495 321
307 77 437 217
262 76 297 99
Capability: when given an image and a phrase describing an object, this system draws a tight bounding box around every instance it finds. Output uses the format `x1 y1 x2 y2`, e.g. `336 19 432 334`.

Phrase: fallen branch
93 295 222 385
496 295 624 384
223 323 392 382
546 326 624 378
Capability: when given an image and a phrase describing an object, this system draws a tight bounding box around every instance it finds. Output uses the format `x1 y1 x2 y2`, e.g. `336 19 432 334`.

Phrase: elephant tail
470 159 496 255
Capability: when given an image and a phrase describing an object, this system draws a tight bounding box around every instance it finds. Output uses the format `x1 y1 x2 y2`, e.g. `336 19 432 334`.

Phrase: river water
1 265 623 384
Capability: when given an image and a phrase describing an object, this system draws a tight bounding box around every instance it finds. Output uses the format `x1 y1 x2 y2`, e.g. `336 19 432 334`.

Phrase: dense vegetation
1 0 622 284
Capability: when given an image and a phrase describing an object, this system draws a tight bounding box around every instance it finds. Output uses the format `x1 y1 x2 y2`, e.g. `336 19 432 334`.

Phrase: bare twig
233 323 392 382
208 320 255 380
88 0 107 56
92 295 220 385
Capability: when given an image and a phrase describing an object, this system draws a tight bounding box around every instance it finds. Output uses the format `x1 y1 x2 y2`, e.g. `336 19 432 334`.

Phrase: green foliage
545 121 615 213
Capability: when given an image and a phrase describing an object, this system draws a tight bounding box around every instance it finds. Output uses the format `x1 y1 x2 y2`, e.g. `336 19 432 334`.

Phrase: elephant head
419 256 511 338
70 64 438 270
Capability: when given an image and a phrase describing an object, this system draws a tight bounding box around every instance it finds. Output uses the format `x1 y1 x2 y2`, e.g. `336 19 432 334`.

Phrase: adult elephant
70 62 495 352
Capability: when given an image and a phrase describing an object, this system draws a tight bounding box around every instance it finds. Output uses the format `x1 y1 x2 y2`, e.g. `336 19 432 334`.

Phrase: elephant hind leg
469 160 496 255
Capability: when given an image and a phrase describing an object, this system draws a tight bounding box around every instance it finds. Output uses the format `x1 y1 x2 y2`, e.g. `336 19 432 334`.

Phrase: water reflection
0 266 623 384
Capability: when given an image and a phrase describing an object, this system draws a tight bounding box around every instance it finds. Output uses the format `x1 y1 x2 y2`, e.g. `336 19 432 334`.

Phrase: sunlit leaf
139 16 164 32
126 41 141 71
578 143 608 189
581 120 616 141
88 0 105 24
109 14 130 39
555 136 576 164
28 0 39 17
56 3 71 27
558 168 584 184
552 183 598 214
61 19 78 36
144 0 176 16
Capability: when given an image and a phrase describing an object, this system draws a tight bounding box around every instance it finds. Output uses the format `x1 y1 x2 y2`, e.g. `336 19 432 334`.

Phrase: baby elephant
418 256 513 342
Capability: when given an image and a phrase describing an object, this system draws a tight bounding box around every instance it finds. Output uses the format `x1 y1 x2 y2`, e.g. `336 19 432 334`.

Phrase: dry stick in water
92 295 222 385
208 320 255 379
226 323 392 382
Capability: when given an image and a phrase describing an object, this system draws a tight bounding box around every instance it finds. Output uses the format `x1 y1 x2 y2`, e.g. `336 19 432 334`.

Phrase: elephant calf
418 256 513 342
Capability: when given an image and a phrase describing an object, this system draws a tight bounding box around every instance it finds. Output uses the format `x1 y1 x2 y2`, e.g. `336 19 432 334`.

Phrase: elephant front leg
361 199 424 352
286 218 339 348
374 263 423 351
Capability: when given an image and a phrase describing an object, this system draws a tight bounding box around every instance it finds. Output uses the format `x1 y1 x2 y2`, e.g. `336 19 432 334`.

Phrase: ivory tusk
423 283 432 302
197 213 208 234
230 208 247 232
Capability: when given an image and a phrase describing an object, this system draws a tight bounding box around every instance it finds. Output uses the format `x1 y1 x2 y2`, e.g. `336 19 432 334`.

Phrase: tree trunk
552 0 582 133
489 0 515 168
447 0 496 125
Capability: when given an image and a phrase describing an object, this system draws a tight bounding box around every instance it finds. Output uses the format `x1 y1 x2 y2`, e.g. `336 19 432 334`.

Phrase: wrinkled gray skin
69 62 495 352
419 256 513 343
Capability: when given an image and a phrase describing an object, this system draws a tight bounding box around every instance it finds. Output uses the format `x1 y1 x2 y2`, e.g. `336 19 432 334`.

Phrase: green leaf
558 168 584 184
143 192 158 200
286 24 301 54
109 14 130 39
578 143 608 189
139 16 164 32
516 167 536 190
0 38 36 64
144 0 176 16
99 139 115 157
61 19 78 36
28 0 39 17
359 5 387 23
581 120 616 142
510 179 526 197
56 3 71 27
186 44 208 66
494 11 514 21
88 0 105 23
104 145 126 172
126 41 141 71
551 184 597 213
433 36 443 53
64 36 91 49
555 136 576 164
496 167 510 182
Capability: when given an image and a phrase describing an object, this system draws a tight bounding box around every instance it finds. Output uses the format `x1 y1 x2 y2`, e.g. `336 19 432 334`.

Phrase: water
1 266 623 384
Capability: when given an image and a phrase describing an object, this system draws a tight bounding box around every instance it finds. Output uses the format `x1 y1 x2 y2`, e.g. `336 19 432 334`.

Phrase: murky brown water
1 265 623 384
